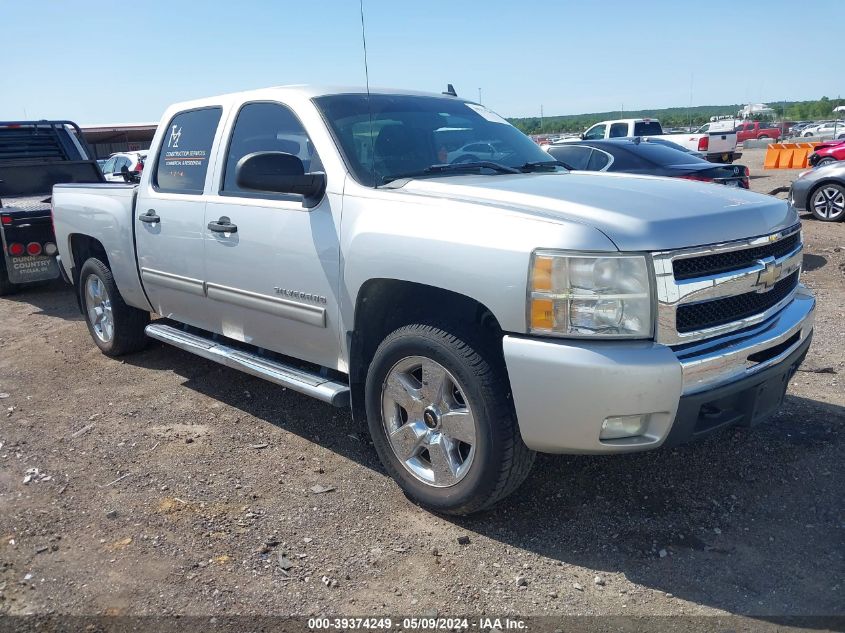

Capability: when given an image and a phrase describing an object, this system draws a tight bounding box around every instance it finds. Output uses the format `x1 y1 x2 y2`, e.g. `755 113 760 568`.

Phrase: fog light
600 414 648 440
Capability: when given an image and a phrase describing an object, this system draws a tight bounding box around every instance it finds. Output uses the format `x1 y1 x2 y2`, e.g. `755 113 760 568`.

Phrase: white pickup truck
575 118 740 163
52 86 813 515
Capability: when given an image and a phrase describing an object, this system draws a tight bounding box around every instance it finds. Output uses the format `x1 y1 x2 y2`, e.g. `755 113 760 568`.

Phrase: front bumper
503 287 815 454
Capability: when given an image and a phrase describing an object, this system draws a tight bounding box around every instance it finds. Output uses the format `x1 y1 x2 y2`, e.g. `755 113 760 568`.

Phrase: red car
808 139 845 168
735 121 781 143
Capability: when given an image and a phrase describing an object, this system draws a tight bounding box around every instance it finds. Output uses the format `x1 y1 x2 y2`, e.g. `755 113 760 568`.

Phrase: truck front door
135 106 223 330
202 101 342 370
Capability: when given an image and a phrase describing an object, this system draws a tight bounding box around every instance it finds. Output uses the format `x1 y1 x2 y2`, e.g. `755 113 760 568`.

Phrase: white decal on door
168 124 182 148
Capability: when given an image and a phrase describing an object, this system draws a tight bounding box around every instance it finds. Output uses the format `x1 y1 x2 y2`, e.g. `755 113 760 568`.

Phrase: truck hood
395 171 797 251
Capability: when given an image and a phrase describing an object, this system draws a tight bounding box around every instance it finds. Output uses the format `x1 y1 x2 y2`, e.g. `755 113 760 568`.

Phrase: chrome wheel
812 185 845 220
381 356 476 487
85 274 114 343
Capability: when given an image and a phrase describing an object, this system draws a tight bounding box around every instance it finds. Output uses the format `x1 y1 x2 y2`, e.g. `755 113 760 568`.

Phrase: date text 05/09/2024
307 617 527 630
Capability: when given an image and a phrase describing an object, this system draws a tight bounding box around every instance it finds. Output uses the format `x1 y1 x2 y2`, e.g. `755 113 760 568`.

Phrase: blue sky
2 0 839 124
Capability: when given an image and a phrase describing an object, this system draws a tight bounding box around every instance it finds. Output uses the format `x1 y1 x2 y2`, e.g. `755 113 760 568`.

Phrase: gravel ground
0 157 842 624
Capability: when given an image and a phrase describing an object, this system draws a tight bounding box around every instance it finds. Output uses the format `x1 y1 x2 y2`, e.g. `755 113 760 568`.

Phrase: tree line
508 96 845 135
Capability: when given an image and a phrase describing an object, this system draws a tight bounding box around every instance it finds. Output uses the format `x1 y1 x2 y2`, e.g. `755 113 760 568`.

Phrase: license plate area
748 373 789 426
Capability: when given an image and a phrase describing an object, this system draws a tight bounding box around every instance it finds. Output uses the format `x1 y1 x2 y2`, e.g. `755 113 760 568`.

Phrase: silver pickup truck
52 86 815 515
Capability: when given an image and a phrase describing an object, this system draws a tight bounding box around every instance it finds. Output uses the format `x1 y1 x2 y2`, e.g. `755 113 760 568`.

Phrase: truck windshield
314 94 559 186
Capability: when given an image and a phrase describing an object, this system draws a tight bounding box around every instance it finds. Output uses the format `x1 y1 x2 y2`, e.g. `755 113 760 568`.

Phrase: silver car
790 162 845 222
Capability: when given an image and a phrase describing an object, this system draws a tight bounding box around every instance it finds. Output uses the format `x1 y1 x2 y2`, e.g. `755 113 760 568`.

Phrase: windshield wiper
383 161 520 184
520 160 573 172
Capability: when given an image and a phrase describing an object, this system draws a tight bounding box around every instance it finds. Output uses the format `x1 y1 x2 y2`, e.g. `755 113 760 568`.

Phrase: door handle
139 209 160 223
208 216 238 233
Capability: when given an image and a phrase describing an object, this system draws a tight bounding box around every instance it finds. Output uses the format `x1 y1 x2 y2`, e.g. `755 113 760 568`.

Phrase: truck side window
583 124 606 140
608 123 628 138
221 102 323 197
154 107 222 194
113 157 129 174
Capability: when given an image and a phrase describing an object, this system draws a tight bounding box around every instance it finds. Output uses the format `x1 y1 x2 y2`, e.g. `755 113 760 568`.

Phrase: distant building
737 103 775 119
80 122 157 159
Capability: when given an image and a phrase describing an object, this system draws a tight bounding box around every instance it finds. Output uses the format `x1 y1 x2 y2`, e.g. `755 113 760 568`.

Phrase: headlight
528 251 653 338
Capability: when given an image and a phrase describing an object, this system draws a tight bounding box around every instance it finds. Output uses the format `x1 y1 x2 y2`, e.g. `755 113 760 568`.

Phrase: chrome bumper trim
676 287 815 395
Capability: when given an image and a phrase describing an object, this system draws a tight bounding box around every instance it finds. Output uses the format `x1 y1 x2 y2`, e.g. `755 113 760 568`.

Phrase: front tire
79 258 149 356
809 183 845 222
365 324 535 515
816 157 836 168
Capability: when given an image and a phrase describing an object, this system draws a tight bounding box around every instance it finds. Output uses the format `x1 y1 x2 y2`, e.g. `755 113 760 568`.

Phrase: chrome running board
144 323 350 407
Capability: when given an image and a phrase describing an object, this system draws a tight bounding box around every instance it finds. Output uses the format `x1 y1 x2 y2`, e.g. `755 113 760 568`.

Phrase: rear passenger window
548 145 592 170
155 107 222 194
609 123 628 138
221 101 322 198
586 149 611 171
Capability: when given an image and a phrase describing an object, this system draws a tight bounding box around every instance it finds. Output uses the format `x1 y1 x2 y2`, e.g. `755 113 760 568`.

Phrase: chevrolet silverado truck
0 120 104 295
51 87 815 515
735 121 782 143
573 118 740 164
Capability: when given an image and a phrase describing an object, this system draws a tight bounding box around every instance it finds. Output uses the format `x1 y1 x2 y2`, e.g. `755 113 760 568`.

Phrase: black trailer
0 120 105 295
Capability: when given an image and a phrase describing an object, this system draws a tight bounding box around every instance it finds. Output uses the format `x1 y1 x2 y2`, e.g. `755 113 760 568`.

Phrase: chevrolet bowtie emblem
755 257 781 292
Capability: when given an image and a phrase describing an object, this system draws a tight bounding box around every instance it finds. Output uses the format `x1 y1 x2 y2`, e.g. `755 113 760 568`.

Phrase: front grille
673 231 800 280
676 271 799 333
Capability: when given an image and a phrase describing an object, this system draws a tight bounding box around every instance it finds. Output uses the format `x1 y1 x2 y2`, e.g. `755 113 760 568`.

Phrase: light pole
478 88 482 104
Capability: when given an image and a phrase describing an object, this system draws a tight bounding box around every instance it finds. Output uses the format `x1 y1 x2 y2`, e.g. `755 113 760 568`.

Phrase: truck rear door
134 107 223 329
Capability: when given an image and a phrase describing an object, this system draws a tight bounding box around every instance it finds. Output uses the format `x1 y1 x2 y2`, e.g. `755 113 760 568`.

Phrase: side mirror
120 165 140 183
235 151 326 208
579 132 585 140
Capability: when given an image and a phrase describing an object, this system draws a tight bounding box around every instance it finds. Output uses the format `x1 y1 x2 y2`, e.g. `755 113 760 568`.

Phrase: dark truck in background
0 121 105 295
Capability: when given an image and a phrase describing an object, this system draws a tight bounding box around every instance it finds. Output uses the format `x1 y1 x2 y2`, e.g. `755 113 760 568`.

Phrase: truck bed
0 194 51 212
51 181 150 310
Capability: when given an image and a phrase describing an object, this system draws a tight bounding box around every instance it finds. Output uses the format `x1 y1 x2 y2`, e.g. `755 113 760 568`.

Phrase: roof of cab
166 85 465 112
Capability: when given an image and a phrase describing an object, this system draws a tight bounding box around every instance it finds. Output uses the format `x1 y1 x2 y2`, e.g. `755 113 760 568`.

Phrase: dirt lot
0 152 843 623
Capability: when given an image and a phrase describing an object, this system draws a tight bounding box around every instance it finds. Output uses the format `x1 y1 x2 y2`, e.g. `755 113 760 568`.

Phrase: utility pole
688 72 694 131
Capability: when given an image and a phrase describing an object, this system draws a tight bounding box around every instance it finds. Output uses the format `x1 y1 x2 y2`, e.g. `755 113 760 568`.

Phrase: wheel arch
347 278 508 423
68 234 110 312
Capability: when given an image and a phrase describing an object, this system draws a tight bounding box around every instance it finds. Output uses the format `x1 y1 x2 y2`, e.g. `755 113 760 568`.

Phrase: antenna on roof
359 0 376 187
443 84 457 97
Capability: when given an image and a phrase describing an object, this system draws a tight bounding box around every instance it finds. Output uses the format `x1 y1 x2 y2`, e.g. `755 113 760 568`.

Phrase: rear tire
79 257 149 356
365 323 535 515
